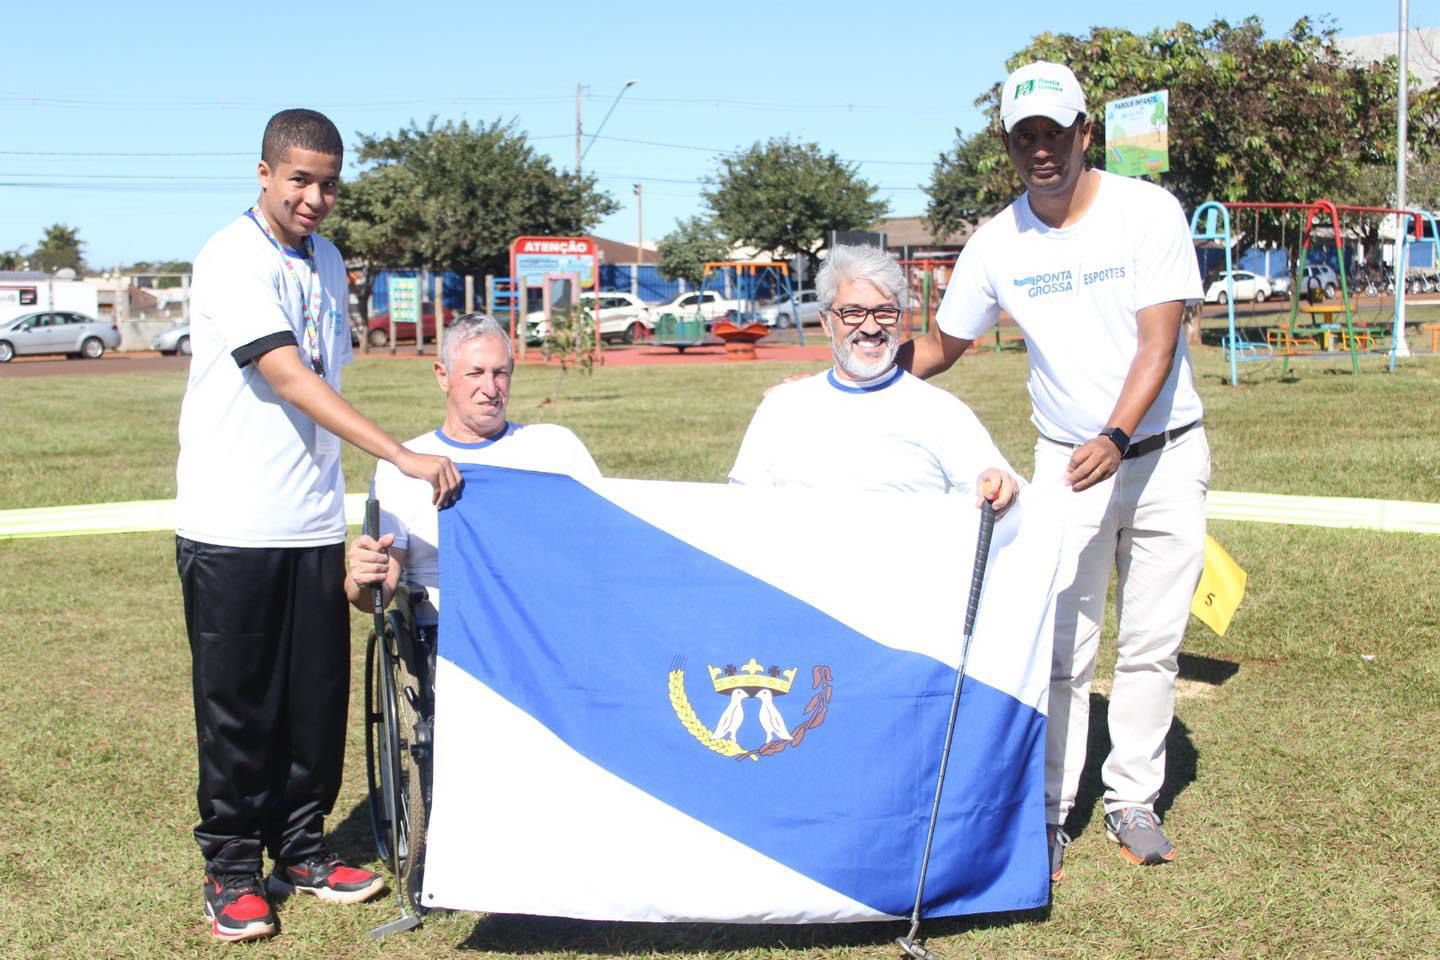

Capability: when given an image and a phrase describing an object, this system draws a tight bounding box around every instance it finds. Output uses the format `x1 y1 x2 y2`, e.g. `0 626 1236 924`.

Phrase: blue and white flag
423 466 1064 923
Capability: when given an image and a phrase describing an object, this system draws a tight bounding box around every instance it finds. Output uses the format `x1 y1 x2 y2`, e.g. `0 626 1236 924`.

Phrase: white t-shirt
728 366 1013 494
176 212 354 547
935 171 1204 444
374 423 602 625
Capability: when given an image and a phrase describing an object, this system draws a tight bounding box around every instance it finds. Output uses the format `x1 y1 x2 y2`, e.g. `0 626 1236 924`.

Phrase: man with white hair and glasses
346 313 600 623
729 243 1018 510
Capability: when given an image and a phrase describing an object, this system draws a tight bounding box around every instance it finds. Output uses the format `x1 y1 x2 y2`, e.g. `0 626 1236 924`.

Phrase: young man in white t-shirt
175 109 461 943
729 243 1019 507
345 314 600 627
898 62 1209 880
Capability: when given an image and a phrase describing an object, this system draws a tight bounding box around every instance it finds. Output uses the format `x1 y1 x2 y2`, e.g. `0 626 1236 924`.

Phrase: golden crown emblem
708 658 797 696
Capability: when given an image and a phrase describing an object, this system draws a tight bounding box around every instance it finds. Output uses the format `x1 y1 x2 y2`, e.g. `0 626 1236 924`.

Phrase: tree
0 248 25 271
1400 156 1440 212
925 16 1440 254
656 216 729 285
332 118 617 280
703 138 887 266
31 224 84 273
925 130 1012 239
323 166 419 327
540 300 599 405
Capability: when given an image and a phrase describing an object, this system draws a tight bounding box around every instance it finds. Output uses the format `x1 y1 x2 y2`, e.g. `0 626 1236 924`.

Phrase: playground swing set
1197 199 1436 385
478 221 1440 376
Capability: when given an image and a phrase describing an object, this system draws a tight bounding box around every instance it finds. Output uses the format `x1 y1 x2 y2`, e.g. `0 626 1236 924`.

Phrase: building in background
1 270 100 325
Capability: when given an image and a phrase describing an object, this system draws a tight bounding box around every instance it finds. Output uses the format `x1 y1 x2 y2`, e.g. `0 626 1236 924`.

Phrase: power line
0 181 246 194
0 137 934 168
594 135 725 154
0 172 251 181
0 93 576 109
591 173 706 186
0 149 251 157
590 172 926 192
0 137 574 159
617 94 912 114
1 175 927 196
591 134 933 166
0 90 945 115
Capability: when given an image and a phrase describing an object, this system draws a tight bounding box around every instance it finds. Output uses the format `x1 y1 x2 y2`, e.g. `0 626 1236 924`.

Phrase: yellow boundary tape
0 491 1438 541
0 494 369 541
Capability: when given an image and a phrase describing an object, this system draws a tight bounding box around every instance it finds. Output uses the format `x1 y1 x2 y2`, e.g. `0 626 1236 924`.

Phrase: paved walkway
379 342 836 367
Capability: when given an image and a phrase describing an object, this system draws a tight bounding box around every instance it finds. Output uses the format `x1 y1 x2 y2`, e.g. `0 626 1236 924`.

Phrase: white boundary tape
1 491 1438 541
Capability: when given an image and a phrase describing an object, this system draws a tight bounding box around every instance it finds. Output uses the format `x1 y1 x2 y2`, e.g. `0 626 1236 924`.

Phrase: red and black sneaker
203 872 277 942
270 853 385 905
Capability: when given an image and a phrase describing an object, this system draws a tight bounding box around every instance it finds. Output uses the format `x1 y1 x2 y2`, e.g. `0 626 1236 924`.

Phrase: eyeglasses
827 305 903 326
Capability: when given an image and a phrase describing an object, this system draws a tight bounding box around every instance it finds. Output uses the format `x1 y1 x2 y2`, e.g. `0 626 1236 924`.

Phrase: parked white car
653 290 740 323
526 292 653 345
759 290 823 327
0 310 121 362
1204 270 1272 304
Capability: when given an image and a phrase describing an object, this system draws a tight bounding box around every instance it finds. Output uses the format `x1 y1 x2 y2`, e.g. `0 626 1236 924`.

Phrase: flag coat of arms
423 466 1065 923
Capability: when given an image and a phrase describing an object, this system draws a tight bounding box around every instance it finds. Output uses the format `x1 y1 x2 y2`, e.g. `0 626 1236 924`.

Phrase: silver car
151 322 192 355
760 290 823 328
0 310 121 362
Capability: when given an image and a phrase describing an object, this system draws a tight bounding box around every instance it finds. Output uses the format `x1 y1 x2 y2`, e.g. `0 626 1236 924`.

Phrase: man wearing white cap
897 61 1208 881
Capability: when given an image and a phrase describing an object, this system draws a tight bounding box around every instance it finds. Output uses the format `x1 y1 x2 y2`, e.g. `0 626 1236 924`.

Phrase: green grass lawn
1 345 1438 958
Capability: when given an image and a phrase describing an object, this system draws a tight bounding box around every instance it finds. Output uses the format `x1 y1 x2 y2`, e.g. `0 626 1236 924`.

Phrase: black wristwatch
1099 426 1131 456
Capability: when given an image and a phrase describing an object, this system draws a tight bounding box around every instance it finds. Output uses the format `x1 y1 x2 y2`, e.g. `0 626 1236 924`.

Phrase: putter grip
963 499 996 636
364 498 384 617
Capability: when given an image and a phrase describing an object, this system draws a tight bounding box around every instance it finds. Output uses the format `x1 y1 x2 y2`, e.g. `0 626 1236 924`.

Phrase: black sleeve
231 331 298 369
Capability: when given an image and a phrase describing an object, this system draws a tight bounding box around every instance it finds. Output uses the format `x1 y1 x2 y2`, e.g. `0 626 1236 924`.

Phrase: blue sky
1 1 1427 268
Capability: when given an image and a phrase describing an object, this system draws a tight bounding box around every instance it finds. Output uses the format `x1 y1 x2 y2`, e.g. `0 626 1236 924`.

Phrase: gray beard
833 328 899 380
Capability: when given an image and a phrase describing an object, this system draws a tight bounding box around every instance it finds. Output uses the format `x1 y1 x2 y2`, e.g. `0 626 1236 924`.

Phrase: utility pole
575 83 583 174
633 183 643 301
1394 0 1412 362
114 267 130 326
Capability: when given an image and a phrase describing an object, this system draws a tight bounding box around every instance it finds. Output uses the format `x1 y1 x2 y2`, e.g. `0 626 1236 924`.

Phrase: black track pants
176 536 349 875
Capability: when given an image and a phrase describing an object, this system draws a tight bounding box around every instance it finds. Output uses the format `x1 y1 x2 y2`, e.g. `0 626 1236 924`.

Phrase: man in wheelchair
345 312 601 622
343 313 601 909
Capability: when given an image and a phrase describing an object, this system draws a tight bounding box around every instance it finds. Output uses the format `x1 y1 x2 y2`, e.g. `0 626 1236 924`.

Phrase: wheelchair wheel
392 646 432 912
364 628 404 866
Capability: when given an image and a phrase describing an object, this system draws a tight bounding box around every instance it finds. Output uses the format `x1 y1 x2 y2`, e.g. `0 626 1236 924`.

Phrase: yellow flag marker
1191 535 1247 636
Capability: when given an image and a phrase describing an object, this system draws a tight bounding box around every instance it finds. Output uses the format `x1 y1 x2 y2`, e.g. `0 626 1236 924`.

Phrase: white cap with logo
1000 61 1087 133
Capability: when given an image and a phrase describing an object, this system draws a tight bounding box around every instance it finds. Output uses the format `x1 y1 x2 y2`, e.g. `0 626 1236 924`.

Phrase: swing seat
1265 324 1319 355
1221 333 1272 363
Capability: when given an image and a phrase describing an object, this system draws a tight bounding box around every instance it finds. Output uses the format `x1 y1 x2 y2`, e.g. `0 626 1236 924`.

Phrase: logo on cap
1015 78 1064 99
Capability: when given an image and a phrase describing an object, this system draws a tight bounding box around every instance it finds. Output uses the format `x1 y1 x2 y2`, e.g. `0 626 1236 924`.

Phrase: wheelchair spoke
393 648 432 912
363 630 393 863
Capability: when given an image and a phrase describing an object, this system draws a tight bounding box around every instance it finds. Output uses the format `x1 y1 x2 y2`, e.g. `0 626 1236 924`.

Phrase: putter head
369 912 422 939
895 935 941 960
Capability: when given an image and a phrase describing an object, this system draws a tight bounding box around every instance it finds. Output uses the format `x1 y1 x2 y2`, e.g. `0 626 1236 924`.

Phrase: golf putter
364 498 423 940
896 498 997 960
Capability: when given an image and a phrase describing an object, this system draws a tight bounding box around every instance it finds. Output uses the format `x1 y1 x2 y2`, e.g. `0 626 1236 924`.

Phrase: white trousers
1036 427 1210 823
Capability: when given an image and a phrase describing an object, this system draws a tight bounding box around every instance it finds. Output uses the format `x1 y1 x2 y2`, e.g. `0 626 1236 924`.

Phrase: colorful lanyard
246 207 325 377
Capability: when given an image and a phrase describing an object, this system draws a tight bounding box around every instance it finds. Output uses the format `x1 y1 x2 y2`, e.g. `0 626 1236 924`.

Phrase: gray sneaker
1047 824 1070 882
1104 807 1176 866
